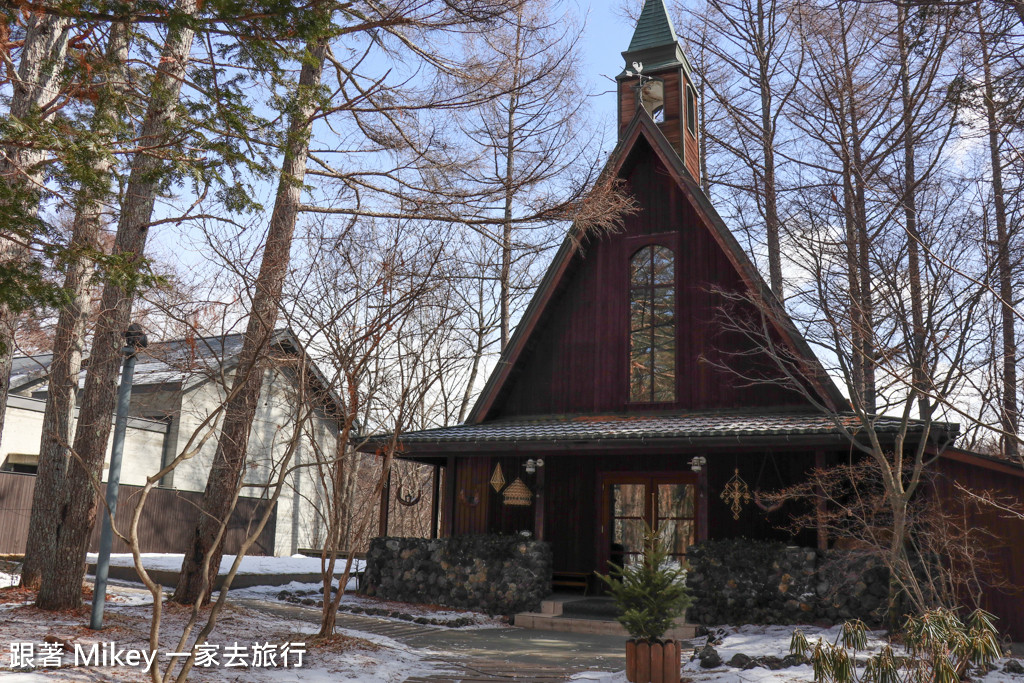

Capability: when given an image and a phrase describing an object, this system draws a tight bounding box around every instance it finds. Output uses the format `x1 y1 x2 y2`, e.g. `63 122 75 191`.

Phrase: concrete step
514 611 696 640
539 599 564 616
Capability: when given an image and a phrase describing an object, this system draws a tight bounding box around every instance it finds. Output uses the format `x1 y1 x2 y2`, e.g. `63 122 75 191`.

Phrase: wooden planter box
625 639 681 683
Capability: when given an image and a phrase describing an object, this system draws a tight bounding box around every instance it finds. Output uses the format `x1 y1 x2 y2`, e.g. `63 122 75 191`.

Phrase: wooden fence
0 471 276 556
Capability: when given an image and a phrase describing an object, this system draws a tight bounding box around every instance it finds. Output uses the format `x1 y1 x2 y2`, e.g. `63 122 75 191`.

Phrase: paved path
238 599 655 682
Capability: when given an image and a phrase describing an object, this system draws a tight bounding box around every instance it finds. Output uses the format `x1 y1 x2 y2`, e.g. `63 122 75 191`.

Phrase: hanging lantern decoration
720 468 751 521
503 477 533 506
396 485 422 507
490 463 506 493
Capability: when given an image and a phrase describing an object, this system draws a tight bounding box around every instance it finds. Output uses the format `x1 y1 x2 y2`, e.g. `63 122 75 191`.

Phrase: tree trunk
698 65 709 196
498 15 522 353
172 37 327 606
20 21 130 591
35 0 198 611
976 1 1018 458
756 0 783 302
839 0 874 413
458 280 487 423
0 9 72 450
897 4 930 422
842 142 865 406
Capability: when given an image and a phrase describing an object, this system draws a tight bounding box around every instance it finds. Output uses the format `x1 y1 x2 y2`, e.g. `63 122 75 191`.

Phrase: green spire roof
627 0 679 53
619 0 690 77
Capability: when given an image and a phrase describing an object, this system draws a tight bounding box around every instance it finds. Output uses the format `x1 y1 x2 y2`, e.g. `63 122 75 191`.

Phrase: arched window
629 245 676 402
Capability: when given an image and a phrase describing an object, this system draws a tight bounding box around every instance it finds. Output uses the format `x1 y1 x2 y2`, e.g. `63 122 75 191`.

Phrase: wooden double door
600 473 698 571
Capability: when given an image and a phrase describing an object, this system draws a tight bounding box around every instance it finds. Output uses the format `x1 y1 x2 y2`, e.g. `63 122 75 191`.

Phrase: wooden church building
387 0 1024 634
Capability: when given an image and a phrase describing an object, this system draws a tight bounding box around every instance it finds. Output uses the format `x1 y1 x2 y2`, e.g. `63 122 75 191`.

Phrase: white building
2 329 340 556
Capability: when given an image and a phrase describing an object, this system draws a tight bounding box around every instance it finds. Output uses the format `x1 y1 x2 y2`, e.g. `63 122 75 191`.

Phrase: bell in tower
617 0 700 180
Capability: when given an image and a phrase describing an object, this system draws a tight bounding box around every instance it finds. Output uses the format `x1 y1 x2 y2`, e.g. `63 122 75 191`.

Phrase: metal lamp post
90 323 147 630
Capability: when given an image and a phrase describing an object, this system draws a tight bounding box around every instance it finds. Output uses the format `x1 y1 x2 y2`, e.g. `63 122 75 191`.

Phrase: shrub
790 608 1001 683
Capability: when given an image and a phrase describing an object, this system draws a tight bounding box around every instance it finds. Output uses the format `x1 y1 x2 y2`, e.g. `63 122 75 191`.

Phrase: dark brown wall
618 68 698 180
681 73 700 181
618 77 637 137
487 139 810 420
932 457 1024 639
0 472 276 556
453 449 821 576
451 457 490 534
661 73 682 153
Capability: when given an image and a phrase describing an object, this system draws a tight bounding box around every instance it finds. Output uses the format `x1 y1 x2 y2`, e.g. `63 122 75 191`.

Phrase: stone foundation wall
686 539 889 626
361 535 552 615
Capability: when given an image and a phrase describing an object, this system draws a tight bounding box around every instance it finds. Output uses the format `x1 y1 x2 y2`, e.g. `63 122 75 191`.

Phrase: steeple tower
617 0 700 180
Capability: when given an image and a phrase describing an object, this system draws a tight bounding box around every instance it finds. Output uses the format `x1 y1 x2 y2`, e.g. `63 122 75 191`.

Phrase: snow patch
85 553 365 576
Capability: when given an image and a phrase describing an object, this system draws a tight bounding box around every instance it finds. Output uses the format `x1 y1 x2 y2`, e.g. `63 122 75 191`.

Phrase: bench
295 548 366 590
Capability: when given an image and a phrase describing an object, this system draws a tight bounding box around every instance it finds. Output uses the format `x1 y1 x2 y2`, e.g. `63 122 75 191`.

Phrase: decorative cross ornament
720 468 751 520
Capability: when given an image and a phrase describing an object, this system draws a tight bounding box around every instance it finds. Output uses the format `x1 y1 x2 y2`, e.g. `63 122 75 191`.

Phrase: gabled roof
467 110 847 424
10 328 344 417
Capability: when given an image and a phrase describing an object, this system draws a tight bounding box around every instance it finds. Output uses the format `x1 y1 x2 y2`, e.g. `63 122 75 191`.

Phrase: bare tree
676 0 800 300
120 344 317 683
773 458 1003 619
455 0 603 351
171 0 529 606
970 0 1020 457
283 215 458 636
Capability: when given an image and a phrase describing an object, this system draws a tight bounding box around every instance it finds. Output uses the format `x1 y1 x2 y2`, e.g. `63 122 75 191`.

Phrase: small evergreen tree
596 525 693 641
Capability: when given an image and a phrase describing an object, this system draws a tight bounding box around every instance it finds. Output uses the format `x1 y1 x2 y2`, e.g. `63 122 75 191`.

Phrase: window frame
628 242 678 405
685 83 698 137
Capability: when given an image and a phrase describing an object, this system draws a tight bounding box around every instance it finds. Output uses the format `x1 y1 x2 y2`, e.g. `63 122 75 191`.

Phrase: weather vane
624 60 650 83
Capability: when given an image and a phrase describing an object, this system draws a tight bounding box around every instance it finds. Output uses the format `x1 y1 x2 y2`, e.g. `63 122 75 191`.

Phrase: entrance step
516 596 695 639
514 611 696 639
539 598 563 616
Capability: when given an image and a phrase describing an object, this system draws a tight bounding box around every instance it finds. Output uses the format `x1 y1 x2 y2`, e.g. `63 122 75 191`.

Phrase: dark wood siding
452 449 823 576
932 457 1024 639
0 472 276 555
658 68 682 153
452 457 490 534
488 140 810 419
618 77 637 137
682 73 700 180
487 456 535 535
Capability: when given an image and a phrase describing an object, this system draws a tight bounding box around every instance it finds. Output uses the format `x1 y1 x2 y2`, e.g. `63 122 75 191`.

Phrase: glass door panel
655 483 696 565
610 483 647 568
602 474 698 574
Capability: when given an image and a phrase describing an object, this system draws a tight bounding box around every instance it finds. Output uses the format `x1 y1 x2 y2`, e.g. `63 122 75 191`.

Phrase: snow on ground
0 574 17 590
231 582 505 629
569 624 1024 683
0 583 454 682
85 553 365 576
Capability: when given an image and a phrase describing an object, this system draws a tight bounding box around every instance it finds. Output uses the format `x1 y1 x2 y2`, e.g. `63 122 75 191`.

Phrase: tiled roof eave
385 433 899 458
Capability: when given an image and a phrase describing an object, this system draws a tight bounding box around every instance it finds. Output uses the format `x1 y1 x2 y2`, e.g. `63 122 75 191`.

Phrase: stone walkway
238 599 656 681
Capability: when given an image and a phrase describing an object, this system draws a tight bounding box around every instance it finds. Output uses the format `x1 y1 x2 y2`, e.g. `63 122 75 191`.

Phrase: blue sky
579 0 633 143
